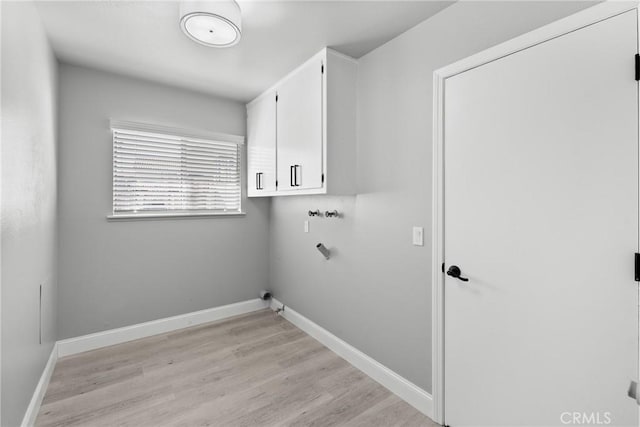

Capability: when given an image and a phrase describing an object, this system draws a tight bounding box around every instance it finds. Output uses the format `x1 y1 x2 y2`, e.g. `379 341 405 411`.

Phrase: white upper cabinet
247 90 277 196
246 48 357 197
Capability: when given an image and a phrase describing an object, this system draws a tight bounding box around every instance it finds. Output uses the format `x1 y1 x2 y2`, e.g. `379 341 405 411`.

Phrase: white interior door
276 57 323 191
247 92 277 195
443 11 638 427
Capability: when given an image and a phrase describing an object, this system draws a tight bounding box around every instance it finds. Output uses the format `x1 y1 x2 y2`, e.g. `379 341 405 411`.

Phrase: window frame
107 120 245 221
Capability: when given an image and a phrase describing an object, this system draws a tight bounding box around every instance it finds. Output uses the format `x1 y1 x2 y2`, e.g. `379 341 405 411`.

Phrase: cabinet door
247 92 277 196
276 57 324 191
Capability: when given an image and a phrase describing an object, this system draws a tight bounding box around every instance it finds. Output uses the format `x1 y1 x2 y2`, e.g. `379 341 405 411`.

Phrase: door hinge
635 253 640 281
635 54 639 81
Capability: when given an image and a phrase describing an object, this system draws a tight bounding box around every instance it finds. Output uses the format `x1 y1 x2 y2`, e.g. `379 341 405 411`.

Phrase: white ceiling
35 1 453 102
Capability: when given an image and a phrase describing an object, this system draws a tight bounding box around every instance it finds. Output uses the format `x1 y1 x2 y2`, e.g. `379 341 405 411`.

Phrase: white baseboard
269 298 434 420
21 343 58 427
57 298 269 357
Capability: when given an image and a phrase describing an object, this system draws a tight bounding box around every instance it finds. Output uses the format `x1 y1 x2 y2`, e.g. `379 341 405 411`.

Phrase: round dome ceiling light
180 1 242 48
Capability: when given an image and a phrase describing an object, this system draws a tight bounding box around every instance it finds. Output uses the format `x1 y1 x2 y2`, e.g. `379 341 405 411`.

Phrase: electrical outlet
412 226 424 246
304 220 310 233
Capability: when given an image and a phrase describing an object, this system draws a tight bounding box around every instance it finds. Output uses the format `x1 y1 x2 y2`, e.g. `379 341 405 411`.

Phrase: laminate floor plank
348 397 440 427
36 309 437 426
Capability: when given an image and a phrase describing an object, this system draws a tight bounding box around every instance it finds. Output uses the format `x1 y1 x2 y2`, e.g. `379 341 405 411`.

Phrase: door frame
430 2 640 424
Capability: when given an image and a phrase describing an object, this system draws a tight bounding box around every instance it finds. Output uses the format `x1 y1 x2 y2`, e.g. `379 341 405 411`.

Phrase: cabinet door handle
290 165 295 187
256 172 263 190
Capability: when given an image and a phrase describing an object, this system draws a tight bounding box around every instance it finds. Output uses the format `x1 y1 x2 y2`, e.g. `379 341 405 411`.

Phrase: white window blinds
112 124 242 215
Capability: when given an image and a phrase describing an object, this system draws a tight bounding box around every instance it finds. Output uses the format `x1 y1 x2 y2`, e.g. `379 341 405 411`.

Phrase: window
109 121 243 219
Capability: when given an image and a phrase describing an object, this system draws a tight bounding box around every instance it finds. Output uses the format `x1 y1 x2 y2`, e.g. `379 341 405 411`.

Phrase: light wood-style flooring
36 309 438 427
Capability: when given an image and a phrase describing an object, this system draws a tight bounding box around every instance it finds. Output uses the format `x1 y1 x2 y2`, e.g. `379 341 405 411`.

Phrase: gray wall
58 64 270 339
270 1 595 392
1 2 59 425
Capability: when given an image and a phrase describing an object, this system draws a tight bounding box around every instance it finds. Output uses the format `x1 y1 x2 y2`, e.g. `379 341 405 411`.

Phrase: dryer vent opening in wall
260 290 272 301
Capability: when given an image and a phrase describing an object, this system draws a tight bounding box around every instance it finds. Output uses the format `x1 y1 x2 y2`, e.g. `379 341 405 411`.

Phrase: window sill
107 211 246 221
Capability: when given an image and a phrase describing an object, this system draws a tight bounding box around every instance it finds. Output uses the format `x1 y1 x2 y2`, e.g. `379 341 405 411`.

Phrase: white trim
431 2 640 425
325 48 359 66
637 7 640 424
21 343 58 427
109 119 245 145
435 2 637 80
269 298 433 419
57 299 268 357
431 68 446 425
106 211 246 221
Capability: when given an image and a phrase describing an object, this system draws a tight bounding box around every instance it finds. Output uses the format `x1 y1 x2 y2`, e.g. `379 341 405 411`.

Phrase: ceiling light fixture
179 1 242 48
